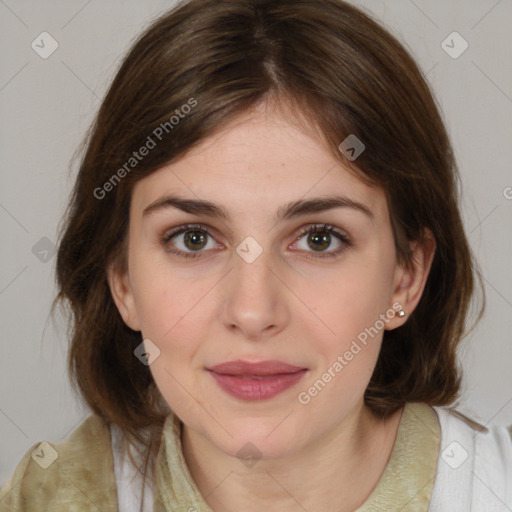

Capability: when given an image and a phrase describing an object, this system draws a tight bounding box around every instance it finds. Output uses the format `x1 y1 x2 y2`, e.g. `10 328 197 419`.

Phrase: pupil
185 231 206 250
309 231 330 251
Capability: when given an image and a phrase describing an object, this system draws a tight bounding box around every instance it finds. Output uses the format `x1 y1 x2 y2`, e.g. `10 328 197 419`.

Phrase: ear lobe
388 229 436 327
106 263 141 331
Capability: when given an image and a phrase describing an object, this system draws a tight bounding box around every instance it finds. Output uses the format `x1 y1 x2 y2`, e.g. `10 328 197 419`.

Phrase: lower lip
208 370 307 400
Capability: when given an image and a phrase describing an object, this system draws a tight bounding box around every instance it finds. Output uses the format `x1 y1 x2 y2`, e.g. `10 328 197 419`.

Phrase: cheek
294 265 390 411
138 286 210 351
132 269 214 419
293 256 394 347
129 256 211 365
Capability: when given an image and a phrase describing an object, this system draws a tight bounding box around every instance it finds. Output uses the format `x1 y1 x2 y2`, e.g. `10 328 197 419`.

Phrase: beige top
1 402 440 511
153 401 440 511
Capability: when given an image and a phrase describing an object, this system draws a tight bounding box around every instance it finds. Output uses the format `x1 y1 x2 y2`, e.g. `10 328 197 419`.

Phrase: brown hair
52 0 484 501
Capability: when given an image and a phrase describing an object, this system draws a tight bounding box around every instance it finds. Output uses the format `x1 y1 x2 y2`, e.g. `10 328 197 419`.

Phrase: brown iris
184 230 207 251
307 230 331 251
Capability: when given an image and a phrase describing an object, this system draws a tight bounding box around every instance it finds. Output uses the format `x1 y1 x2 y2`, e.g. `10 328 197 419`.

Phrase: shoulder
429 405 512 511
0 414 118 512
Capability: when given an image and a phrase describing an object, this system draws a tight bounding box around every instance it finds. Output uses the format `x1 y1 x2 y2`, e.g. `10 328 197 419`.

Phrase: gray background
1 0 511 487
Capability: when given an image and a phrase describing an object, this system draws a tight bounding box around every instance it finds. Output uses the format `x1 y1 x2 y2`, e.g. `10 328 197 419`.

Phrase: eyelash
160 223 351 260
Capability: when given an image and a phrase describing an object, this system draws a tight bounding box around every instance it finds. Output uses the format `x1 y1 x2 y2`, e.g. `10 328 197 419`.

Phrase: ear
106 263 141 331
386 228 436 329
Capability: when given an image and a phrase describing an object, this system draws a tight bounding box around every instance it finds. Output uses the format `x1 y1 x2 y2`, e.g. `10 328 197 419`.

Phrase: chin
205 415 307 461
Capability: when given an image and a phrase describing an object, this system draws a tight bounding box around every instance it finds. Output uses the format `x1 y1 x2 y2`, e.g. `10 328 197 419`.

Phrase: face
108 100 432 460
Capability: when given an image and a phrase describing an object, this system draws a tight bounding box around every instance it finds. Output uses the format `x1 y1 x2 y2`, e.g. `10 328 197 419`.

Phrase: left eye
291 224 350 258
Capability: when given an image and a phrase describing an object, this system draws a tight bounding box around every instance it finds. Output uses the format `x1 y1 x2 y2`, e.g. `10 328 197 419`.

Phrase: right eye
161 224 222 258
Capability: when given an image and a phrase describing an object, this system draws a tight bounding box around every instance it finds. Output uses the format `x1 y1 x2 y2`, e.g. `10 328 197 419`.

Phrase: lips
207 360 307 400
209 360 305 376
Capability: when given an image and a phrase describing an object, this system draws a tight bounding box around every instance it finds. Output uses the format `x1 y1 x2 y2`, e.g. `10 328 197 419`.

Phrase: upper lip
208 360 306 376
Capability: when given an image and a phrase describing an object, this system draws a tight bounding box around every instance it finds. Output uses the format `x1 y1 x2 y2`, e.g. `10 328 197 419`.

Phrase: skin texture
108 100 436 511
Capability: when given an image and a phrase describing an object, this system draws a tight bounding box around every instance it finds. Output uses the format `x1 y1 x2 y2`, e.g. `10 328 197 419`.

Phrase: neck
181 402 404 512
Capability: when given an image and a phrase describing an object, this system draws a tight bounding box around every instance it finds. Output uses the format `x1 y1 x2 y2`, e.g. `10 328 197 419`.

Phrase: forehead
131 105 388 223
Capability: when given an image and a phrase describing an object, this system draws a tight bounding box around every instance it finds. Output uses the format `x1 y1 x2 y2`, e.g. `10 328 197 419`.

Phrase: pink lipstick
207 360 307 400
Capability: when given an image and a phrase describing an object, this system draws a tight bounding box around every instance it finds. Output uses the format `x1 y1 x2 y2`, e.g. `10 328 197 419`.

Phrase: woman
1 0 510 511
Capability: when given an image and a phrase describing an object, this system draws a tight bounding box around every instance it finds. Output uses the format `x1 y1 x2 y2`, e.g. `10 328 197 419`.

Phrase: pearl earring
397 310 406 317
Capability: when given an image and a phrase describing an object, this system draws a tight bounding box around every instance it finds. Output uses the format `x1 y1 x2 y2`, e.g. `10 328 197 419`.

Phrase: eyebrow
142 194 374 222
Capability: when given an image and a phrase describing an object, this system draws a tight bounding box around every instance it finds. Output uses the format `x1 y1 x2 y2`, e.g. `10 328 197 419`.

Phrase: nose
219 246 290 341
